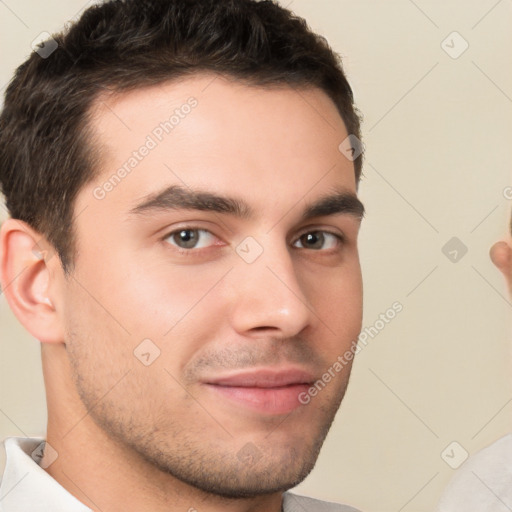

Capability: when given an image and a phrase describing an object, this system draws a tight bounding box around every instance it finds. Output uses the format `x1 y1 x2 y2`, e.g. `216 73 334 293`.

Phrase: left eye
292 231 341 250
164 229 217 250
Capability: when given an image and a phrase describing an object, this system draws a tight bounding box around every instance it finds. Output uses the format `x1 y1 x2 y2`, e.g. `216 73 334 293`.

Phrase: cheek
309 260 362 317
63 283 181 412
92 255 232 373
305 263 363 355
63 294 133 411
76 247 202 334
121 262 228 330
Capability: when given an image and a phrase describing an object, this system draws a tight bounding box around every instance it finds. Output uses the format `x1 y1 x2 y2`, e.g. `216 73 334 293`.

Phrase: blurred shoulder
437 434 512 512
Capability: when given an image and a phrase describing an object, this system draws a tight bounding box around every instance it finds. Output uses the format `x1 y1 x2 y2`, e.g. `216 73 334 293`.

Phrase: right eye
164 228 219 251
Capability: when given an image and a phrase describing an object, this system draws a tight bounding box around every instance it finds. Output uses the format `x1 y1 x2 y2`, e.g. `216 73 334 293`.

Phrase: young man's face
53 74 363 497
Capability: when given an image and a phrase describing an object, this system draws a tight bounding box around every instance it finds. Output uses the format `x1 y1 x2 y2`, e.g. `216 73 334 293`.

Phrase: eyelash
162 226 345 256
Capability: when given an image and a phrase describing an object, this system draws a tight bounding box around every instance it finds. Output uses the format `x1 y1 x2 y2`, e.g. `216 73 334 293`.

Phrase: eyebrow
128 184 365 222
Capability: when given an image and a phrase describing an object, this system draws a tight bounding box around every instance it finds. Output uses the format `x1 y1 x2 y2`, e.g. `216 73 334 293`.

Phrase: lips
203 368 315 415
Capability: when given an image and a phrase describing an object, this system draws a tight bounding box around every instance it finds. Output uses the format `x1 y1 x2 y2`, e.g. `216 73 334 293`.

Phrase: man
436 234 512 511
0 1 365 510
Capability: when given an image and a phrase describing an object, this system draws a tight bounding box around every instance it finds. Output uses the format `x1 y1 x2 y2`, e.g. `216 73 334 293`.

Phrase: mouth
202 368 315 415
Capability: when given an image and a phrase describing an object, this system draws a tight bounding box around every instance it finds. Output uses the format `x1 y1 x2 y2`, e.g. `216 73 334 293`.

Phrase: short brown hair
0 0 363 273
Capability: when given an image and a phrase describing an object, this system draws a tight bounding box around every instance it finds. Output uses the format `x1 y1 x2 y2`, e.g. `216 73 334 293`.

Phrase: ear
490 240 512 294
0 218 65 344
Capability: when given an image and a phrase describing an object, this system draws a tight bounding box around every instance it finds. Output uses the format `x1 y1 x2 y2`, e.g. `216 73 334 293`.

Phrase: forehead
78 73 356 220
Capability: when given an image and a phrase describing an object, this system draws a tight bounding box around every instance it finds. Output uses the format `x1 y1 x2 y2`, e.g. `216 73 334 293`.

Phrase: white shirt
0 437 360 512
437 434 512 512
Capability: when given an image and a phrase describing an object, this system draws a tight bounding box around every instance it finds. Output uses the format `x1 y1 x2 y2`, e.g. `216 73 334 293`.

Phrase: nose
227 238 313 339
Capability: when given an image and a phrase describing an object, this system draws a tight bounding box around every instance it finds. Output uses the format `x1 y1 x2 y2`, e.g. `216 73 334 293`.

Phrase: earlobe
0 219 65 344
490 240 512 292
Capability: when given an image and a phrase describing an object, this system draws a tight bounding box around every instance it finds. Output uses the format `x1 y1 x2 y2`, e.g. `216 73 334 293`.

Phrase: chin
164 445 320 499
129 431 325 500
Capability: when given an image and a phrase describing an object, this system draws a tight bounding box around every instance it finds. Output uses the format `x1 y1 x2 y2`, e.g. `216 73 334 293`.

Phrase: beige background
1 1 512 511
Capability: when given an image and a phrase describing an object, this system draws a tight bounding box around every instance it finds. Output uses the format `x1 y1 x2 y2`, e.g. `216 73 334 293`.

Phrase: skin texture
0 73 364 512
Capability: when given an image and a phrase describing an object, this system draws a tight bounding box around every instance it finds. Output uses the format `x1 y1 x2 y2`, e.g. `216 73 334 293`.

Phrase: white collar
0 437 91 512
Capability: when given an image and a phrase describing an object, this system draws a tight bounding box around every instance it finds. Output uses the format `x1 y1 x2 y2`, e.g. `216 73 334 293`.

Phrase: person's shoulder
283 492 361 512
437 434 512 512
